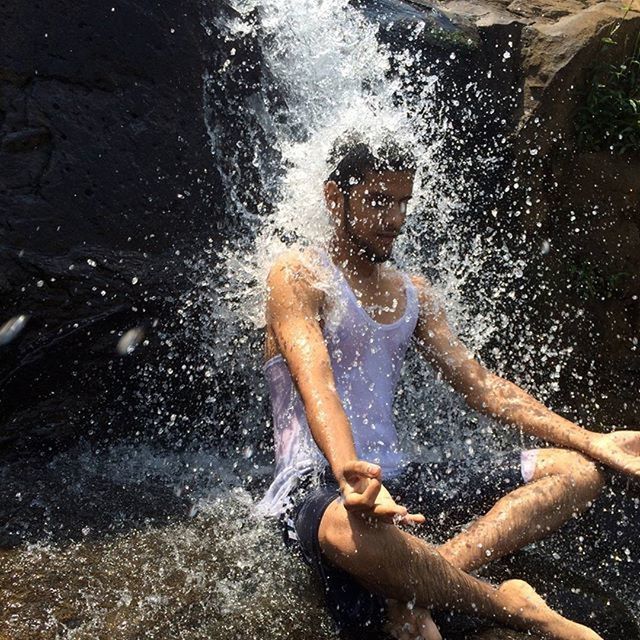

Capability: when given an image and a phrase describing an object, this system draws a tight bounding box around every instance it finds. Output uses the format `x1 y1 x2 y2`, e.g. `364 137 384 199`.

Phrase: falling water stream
1 1 639 638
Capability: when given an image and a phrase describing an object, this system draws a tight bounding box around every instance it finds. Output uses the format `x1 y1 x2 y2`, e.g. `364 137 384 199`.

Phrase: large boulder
0 1 227 451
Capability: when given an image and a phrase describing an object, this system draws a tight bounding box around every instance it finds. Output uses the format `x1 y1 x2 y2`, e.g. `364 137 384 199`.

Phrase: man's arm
411 275 640 476
267 251 423 522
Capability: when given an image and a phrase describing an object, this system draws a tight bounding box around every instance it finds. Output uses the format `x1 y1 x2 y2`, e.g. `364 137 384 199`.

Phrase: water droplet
0 314 29 345
117 326 145 355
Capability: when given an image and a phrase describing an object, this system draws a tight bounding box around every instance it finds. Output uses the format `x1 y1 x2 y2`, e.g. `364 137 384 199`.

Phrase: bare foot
495 579 602 640
385 598 442 640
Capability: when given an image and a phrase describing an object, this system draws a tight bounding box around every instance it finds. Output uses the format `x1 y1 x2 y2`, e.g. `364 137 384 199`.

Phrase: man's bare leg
384 598 442 640
319 498 602 639
386 448 605 637
438 449 605 572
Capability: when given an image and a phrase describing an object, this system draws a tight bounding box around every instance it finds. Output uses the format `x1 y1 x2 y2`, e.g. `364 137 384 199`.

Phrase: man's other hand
590 430 640 479
338 460 425 525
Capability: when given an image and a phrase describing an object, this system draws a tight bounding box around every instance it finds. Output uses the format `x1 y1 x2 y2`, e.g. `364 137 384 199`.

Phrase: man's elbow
458 369 503 415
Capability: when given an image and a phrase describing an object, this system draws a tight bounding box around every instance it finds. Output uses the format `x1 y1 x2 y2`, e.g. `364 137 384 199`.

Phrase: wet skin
264 169 640 639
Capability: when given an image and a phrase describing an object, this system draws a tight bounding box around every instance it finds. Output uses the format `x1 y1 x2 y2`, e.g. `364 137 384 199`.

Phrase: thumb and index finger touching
342 460 382 482
342 474 382 509
341 459 425 524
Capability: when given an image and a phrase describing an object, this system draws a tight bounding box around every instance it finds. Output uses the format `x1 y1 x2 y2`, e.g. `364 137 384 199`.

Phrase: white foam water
198 0 551 456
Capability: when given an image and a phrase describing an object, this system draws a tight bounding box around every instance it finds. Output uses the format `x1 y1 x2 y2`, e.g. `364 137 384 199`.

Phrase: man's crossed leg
319 448 605 639
439 448 604 571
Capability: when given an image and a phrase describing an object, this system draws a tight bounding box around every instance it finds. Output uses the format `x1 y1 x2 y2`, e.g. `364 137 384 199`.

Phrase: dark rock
356 0 480 49
0 0 229 451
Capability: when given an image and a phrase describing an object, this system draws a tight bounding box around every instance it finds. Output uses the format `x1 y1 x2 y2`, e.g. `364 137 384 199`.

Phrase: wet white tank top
257 251 420 516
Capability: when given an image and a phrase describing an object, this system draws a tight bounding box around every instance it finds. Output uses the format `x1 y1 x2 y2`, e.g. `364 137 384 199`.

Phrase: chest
340 272 408 325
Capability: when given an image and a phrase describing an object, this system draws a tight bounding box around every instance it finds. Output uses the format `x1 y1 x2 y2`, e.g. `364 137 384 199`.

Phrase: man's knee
318 500 398 574
318 501 439 603
533 449 605 499
319 500 375 559
318 500 353 558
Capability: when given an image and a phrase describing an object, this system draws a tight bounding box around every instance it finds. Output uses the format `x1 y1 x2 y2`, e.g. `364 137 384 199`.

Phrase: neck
328 234 380 280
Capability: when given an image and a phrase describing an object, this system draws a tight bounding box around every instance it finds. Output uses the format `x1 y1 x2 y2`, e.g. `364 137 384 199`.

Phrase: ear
323 180 344 224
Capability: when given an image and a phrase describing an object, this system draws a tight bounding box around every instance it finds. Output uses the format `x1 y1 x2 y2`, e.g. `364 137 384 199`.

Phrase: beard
343 199 391 263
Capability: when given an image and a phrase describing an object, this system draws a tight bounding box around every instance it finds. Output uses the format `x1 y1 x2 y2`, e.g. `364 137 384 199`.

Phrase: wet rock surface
1 442 638 639
0 0 224 451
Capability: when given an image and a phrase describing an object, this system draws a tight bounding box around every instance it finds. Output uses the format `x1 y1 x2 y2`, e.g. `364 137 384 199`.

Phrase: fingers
623 433 640 456
340 463 426 525
616 433 640 453
371 497 406 519
343 477 381 510
400 512 426 526
372 505 425 526
342 460 381 482
344 487 425 525
617 453 640 476
360 476 382 505
625 458 640 476
607 431 640 455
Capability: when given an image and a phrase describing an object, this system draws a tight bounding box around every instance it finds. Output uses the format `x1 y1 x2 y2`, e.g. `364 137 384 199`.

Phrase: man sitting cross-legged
257 132 640 639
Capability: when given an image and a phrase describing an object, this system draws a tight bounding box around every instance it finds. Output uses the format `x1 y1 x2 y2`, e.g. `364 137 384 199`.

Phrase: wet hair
325 130 416 193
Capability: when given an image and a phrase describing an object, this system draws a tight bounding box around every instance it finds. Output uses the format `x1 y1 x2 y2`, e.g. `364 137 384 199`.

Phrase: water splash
197 0 550 456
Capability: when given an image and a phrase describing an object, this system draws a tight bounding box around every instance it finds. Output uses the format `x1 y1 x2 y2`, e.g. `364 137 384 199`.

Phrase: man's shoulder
406 272 430 295
407 272 426 286
266 246 326 302
406 272 444 316
267 246 324 279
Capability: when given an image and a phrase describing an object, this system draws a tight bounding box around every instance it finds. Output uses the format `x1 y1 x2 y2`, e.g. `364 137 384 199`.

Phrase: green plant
575 5 640 155
567 259 630 300
602 1 637 46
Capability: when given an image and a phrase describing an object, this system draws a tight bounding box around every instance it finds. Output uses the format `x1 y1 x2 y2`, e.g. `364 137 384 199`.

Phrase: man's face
340 170 414 263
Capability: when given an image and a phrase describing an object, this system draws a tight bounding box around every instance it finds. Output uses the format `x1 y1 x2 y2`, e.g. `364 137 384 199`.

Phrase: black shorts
279 449 528 635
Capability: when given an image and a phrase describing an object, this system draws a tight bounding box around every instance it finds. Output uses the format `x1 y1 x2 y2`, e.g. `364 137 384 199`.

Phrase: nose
385 202 406 232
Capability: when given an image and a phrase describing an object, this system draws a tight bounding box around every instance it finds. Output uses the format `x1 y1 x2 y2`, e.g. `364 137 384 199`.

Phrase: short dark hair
326 130 416 193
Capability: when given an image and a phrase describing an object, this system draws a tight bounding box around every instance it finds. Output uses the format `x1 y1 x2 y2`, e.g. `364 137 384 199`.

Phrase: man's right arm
266 252 360 482
266 252 423 523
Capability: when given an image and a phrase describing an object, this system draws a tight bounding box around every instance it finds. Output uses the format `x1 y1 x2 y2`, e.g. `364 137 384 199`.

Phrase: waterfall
196 0 546 462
